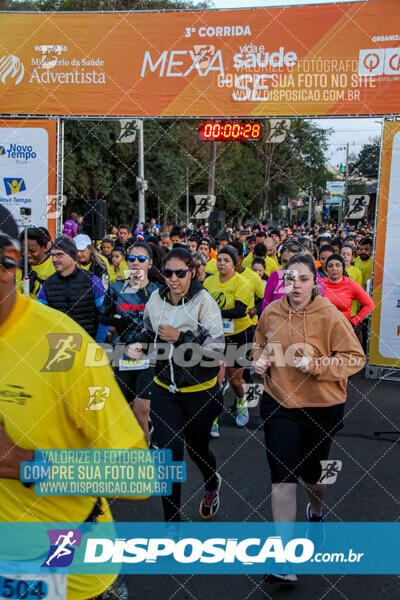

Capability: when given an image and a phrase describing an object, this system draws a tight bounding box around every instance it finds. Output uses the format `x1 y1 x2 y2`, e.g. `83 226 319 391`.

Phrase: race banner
369 120 400 368
0 0 400 118
0 120 57 237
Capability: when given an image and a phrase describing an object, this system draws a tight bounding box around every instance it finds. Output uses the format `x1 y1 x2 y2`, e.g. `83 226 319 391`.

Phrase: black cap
217 246 238 265
0 206 19 246
51 235 77 260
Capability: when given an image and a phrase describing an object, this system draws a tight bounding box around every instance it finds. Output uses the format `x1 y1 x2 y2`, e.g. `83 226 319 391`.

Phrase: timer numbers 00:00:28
198 121 263 141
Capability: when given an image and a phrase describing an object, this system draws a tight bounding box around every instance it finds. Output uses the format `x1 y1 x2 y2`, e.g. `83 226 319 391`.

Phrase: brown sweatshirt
253 295 366 408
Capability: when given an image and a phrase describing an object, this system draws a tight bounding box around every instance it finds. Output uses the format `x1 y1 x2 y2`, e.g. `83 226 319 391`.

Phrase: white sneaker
210 419 220 438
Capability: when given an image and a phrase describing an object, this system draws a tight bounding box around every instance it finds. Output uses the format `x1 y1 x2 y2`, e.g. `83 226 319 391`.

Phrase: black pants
151 382 223 522
260 391 344 484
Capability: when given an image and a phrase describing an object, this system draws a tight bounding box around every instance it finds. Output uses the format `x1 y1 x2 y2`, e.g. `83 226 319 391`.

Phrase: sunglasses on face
161 268 192 279
127 255 151 263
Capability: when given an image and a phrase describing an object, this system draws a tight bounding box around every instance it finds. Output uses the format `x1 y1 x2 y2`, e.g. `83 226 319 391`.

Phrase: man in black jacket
37 235 107 341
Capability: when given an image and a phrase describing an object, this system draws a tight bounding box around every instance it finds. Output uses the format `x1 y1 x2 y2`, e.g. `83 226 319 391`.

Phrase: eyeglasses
161 268 192 279
127 254 151 263
51 252 67 259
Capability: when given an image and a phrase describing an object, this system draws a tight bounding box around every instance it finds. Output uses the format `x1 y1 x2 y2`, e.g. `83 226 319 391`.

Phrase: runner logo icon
42 529 82 568
3 177 26 196
318 460 342 484
41 334 82 372
86 386 110 410
0 55 24 85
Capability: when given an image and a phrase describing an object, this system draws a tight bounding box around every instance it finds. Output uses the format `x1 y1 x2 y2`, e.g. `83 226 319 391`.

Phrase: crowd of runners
0 207 375 596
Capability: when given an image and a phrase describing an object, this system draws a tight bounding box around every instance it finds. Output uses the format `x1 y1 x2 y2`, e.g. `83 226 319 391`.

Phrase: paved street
112 372 400 599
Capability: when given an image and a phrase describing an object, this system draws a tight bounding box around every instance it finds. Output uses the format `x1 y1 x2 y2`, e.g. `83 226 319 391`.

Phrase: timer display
198 121 263 141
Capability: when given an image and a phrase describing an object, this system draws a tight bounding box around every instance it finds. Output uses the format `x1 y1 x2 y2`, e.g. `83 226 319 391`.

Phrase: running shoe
235 399 249 427
306 502 326 549
263 573 298 584
199 473 221 520
210 419 220 438
221 378 230 396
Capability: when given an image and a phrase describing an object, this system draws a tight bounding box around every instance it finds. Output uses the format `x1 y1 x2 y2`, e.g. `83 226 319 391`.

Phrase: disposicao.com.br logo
84 536 313 565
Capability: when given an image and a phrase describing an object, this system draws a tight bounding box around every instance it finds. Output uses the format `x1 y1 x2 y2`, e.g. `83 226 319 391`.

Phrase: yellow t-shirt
238 266 266 325
15 256 55 299
79 255 114 284
354 256 372 289
347 264 363 317
0 293 147 600
242 252 278 277
109 260 129 284
203 272 252 335
205 256 218 274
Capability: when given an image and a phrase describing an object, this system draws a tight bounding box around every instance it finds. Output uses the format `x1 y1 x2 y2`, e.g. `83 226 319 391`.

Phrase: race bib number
0 573 66 599
119 358 150 371
222 319 234 334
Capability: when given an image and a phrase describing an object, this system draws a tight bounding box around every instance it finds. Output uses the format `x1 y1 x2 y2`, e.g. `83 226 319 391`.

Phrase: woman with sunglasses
129 248 225 526
262 239 325 311
204 246 254 431
99 242 160 444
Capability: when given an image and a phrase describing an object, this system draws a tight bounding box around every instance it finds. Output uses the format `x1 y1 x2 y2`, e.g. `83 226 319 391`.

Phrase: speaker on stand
82 199 107 240
208 210 226 238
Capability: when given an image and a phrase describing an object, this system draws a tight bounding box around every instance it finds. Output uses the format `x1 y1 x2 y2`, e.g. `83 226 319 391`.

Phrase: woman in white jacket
128 248 225 526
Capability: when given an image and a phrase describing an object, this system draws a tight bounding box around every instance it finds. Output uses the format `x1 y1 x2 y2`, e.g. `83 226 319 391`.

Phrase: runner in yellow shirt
204 246 253 432
0 206 147 600
354 237 373 289
342 244 363 317
243 243 278 277
15 227 55 298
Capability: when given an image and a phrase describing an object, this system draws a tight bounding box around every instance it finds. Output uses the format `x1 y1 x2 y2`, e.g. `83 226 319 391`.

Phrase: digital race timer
198 121 263 141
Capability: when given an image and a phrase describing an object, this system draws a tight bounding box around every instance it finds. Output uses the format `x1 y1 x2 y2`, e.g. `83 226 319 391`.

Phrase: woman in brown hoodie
253 253 365 582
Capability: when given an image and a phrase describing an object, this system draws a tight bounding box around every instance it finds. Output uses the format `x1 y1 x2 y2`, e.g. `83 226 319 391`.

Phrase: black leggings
260 391 344 484
151 382 223 522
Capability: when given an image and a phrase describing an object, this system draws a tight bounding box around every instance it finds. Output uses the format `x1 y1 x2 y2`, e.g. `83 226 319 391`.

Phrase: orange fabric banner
0 1 399 118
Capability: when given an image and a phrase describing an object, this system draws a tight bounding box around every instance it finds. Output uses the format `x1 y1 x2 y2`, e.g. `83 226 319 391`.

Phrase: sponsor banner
0 523 399 575
0 120 57 237
326 181 345 196
0 0 399 117
369 120 400 366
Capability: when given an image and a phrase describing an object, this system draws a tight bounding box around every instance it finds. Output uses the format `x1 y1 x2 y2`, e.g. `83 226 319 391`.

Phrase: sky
211 0 382 165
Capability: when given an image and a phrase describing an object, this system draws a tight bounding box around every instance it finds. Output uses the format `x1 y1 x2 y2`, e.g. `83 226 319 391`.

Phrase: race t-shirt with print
203 272 252 335
0 293 147 600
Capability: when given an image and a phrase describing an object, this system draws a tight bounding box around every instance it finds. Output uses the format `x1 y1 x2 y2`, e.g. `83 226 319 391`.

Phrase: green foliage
349 139 380 179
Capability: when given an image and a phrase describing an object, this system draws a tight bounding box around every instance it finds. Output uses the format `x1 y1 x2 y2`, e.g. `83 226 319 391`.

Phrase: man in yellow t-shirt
229 240 265 326
242 242 278 277
16 227 55 298
0 207 147 600
354 238 373 290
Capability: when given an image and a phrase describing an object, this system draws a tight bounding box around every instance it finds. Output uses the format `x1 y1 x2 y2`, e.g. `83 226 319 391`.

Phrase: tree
349 139 380 179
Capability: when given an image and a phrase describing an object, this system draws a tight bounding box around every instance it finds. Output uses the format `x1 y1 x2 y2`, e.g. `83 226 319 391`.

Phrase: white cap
73 233 92 250
321 232 332 238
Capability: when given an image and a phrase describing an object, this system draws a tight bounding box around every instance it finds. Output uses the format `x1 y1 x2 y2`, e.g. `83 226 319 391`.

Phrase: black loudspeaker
208 210 226 238
82 199 107 240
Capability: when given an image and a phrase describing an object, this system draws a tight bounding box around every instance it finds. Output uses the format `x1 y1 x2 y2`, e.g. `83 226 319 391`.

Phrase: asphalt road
111 372 400 600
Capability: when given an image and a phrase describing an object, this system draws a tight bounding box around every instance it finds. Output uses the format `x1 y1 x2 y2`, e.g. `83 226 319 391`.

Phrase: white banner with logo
0 125 50 231
346 195 370 219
